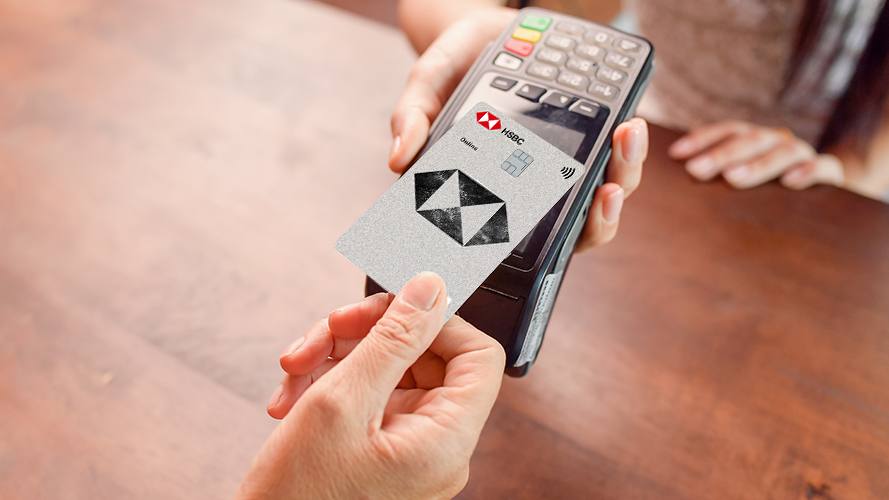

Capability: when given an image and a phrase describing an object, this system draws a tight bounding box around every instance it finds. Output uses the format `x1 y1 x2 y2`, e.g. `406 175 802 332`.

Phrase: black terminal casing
367 7 654 376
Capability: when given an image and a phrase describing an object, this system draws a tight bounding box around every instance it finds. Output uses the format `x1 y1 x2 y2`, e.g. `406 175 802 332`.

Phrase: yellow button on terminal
512 27 542 43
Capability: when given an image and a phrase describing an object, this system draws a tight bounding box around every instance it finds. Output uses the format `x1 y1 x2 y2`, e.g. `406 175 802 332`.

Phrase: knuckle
623 168 643 193
408 46 450 85
487 339 507 367
304 389 346 421
709 148 732 166
370 433 403 464
407 54 435 83
776 140 797 154
371 315 423 354
746 128 764 141
795 140 816 157
578 223 613 252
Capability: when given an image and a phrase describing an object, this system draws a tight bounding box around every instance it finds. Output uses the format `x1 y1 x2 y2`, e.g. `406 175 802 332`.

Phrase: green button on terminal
520 15 552 32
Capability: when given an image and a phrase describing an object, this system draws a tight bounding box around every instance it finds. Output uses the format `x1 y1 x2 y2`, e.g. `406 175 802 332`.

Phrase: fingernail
622 126 641 164
389 135 401 162
402 272 442 311
283 337 306 356
686 156 713 177
670 138 693 157
268 384 284 408
331 302 357 317
603 188 624 224
724 164 749 183
783 168 806 185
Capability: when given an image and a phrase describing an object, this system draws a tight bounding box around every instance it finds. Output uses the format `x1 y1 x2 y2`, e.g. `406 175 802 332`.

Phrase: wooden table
1 0 887 498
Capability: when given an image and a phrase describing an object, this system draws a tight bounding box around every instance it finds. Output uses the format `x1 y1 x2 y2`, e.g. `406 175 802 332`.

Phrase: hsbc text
501 129 525 146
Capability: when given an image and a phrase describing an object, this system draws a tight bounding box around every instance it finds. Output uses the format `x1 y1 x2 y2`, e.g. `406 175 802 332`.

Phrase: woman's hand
389 9 648 253
236 273 506 500
669 120 845 190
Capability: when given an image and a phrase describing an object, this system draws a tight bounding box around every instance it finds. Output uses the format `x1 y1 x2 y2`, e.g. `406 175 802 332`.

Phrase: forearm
397 0 514 53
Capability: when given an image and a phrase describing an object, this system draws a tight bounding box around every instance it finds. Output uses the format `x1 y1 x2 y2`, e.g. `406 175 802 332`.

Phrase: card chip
501 149 534 177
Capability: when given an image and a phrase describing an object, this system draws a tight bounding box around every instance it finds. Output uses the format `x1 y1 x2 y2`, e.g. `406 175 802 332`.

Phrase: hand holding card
336 102 584 321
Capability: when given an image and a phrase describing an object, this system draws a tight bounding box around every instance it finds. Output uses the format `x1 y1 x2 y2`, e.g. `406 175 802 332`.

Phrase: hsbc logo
476 111 501 130
476 111 525 145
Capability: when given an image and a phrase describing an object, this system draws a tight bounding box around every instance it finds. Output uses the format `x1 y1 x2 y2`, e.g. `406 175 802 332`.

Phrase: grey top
629 0 885 146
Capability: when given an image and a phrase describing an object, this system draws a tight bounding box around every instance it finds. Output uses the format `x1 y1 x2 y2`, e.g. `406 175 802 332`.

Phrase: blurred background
1 0 887 499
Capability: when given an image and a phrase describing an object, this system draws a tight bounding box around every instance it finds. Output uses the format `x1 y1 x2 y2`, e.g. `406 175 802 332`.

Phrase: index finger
417 315 505 427
389 19 492 173
279 292 393 376
668 120 752 159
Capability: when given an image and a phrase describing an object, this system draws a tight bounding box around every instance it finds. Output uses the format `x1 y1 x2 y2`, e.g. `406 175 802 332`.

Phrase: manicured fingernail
686 156 713 177
389 135 401 162
268 384 284 408
724 164 749 183
603 188 624 224
283 337 306 356
402 272 442 311
670 138 693 157
622 126 641 164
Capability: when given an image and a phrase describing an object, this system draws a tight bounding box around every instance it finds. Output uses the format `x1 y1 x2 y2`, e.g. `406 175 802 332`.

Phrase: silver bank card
336 102 584 320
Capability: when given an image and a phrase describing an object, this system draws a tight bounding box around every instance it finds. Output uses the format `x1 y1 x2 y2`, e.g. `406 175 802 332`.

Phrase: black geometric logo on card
414 170 509 246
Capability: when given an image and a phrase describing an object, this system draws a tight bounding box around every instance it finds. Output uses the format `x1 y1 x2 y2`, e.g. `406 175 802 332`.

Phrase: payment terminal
366 7 655 376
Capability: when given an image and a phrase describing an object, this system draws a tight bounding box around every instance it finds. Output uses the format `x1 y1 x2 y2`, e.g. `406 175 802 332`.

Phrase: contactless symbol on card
415 169 509 246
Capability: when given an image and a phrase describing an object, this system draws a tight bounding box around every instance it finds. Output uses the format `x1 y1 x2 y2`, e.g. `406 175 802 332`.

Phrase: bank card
336 102 584 320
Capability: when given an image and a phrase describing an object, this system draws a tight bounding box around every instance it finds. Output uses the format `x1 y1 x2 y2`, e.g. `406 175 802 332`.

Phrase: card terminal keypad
492 12 648 107
536 47 567 65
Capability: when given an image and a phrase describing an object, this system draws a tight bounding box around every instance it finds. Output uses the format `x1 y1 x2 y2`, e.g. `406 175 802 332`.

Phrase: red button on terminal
505 39 533 57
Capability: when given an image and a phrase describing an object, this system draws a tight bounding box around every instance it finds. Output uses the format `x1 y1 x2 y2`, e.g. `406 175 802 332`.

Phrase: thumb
389 17 501 173
330 272 447 413
780 154 845 190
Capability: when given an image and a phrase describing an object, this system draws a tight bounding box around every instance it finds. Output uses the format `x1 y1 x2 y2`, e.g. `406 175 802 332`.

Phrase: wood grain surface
1 0 887 499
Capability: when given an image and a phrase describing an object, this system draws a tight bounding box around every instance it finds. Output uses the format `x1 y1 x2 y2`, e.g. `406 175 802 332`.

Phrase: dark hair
813 2 889 156
522 0 888 156
782 0 889 156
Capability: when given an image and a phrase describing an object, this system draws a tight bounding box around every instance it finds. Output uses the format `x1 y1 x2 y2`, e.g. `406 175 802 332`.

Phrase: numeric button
597 66 627 85
605 51 634 69
566 56 597 76
555 22 584 36
557 70 589 91
527 62 558 80
589 81 619 101
584 30 613 46
536 48 567 66
545 34 576 51
575 43 605 61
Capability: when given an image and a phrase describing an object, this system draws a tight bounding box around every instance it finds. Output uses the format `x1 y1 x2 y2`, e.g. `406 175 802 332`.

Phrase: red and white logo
476 111 501 130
